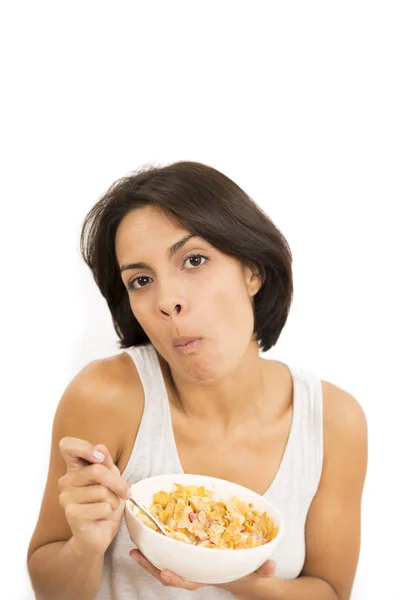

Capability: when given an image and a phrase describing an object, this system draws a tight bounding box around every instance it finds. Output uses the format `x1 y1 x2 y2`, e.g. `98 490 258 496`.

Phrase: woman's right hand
58 437 132 557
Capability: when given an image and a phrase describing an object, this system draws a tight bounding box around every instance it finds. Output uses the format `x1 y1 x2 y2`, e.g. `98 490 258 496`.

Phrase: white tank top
95 343 323 600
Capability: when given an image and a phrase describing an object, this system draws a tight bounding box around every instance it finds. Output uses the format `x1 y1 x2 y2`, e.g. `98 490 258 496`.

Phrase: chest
170 407 293 497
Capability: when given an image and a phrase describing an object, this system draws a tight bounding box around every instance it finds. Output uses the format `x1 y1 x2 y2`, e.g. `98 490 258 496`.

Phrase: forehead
118 205 184 234
115 207 190 257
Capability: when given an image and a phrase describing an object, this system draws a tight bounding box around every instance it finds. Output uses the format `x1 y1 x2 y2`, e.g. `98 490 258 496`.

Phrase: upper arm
27 356 139 562
300 381 368 600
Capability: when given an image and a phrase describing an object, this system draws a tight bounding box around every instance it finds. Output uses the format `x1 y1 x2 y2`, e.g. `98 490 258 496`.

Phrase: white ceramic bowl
124 473 284 585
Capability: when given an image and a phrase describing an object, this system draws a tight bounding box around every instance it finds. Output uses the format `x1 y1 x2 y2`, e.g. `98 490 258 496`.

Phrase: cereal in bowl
135 483 279 549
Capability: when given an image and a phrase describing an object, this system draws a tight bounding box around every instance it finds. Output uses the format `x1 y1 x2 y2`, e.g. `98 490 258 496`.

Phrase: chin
182 353 230 385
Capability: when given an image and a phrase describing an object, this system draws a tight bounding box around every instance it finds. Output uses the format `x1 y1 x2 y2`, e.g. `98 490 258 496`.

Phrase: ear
244 262 265 297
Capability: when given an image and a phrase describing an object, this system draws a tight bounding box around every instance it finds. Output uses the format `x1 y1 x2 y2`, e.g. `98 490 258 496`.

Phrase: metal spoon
129 497 169 537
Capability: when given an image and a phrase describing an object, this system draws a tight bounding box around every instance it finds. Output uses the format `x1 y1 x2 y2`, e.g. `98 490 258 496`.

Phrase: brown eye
128 276 152 290
184 254 209 269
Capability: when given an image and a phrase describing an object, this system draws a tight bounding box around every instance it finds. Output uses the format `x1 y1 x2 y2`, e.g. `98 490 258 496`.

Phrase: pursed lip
173 336 202 347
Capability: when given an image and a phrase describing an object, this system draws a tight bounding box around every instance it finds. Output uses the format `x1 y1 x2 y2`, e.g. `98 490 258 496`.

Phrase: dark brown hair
80 161 293 352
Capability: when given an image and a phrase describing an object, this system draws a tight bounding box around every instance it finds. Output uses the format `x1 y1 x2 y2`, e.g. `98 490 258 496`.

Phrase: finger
69 462 130 500
65 501 117 526
255 559 277 577
94 443 116 471
59 484 121 512
216 562 276 596
159 569 202 591
59 437 109 471
129 551 201 591
130 551 164 581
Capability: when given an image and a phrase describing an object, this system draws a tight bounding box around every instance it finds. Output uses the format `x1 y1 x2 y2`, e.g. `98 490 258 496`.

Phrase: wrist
68 537 104 561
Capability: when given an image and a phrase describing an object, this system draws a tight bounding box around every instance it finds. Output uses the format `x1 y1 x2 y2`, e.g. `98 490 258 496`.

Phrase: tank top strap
267 363 323 514
121 344 182 482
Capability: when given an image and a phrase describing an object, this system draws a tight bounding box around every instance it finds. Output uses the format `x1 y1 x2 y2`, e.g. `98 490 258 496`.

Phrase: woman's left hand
129 548 277 595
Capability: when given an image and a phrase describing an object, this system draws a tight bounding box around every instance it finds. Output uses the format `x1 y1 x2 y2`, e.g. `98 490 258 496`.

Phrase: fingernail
93 450 105 461
161 574 172 584
125 488 133 499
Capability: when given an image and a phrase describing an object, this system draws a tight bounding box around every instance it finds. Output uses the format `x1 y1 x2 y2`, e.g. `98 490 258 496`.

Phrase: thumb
59 437 111 471
255 559 277 577
94 443 117 471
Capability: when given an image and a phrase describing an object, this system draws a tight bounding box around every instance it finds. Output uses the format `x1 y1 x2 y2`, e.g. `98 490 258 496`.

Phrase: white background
1 2 399 599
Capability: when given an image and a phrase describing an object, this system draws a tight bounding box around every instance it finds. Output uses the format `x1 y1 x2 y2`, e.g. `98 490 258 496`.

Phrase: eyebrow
119 234 197 274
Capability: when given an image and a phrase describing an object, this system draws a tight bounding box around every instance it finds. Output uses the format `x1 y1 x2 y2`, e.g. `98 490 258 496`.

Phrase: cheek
129 299 152 332
214 284 254 333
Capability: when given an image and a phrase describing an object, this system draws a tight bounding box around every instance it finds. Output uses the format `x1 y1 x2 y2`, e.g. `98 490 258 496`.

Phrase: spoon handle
129 497 168 536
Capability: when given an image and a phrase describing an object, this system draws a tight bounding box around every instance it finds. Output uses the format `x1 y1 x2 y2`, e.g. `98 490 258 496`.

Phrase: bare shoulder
321 380 368 439
67 351 139 396
320 381 368 482
56 351 144 465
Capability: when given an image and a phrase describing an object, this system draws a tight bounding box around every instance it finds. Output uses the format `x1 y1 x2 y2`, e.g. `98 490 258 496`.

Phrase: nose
159 302 182 317
157 291 185 318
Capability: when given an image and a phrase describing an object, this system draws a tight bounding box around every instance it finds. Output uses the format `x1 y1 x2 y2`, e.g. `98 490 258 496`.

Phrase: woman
27 161 368 600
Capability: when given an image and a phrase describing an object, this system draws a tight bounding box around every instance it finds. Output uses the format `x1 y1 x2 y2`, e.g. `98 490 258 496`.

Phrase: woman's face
115 206 263 383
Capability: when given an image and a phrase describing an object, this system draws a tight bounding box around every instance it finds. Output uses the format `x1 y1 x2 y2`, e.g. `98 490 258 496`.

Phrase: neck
159 341 270 428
